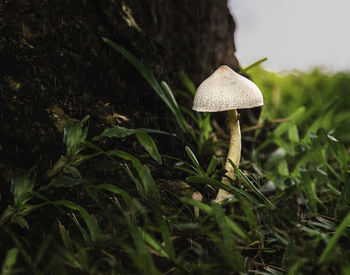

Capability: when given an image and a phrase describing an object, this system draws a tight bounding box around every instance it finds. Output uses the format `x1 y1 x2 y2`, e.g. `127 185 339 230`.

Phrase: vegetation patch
1 41 350 274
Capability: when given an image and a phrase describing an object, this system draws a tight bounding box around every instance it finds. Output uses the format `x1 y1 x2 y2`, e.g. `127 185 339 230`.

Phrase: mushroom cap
192 191 203 202
192 65 264 112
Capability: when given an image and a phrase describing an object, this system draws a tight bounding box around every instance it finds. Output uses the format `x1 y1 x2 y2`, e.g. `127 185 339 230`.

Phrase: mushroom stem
215 109 241 203
192 191 203 219
194 206 200 219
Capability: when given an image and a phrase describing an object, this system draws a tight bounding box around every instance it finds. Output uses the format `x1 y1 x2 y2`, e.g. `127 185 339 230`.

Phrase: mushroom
192 65 263 203
192 191 203 218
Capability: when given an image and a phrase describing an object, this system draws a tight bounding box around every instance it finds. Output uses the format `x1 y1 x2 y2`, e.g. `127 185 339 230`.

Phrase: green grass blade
135 131 162 164
239 57 268 74
122 164 144 195
57 200 105 243
155 213 176 260
229 160 273 206
0 206 15 227
181 198 249 242
160 81 189 131
141 230 170 259
58 219 73 250
2 248 19 275
223 215 250 242
180 197 213 215
160 81 179 109
70 213 90 244
185 146 206 176
102 38 166 101
205 156 218 176
92 125 135 141
240 199 258 232
179 71 196 95
63 115 89 157
73 242 90 272
34 236 52 266
211 203 244 270
273 107 306 137
102 38 184 130
108 150 143 175
11 173 35 208
318 211 350 264
98 184 132 205
186 176 263 206
8 231 32 267
140 165 160 202
336 181 350 218
180 106 199 125
125 222 161 274
56 245 83 270
92 126 162 164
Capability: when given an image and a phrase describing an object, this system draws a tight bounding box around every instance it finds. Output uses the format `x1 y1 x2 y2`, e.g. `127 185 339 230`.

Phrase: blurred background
229 0 350 72
229 0 350 144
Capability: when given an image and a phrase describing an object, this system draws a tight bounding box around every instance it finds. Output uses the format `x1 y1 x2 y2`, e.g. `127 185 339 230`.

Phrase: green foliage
63 115 89 158
93 125 163 164
103 37 215 158
250 67 350 142
0 171 47 229
318 212 350 264
102 38 190 135
11 173 35 209
2 248 19 275
2 59 350 274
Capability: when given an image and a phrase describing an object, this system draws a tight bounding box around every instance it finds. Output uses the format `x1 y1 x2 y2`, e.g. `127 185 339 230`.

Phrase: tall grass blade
240 199 258 233
124 221 161 274
181 198 249 242
155 213 176 260
160 81 190 133
239 57 268 74
205 156 218 176
2 248 19 275
179 71 196 95
135 131 162 164
57 200 105 243
318 211 350 264
211 203 244 270
140 165 160 202
229 160 273 206
58 219 73 250
102 37 187 134
141 230 170 259
185 146 206 176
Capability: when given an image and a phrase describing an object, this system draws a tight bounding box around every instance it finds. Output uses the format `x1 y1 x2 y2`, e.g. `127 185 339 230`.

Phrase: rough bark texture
122 0 240 83
0 0 238 182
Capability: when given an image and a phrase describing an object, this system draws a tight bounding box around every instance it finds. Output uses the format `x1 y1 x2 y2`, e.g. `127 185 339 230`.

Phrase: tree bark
0 0 239 176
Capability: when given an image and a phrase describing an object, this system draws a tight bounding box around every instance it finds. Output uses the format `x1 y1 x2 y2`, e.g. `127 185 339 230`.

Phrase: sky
228 0 350 72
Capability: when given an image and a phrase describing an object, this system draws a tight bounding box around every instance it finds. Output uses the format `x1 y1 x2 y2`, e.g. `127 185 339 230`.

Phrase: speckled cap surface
193 65 263 112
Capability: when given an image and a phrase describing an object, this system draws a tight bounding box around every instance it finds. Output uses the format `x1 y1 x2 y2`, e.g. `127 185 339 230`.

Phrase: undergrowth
1 44 349 274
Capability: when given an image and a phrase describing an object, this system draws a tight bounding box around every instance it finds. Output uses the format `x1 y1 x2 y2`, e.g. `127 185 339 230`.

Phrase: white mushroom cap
192 191 203 202
193 65 264 112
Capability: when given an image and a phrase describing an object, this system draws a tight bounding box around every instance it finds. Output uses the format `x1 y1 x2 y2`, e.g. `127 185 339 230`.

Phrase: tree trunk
0 0 239 176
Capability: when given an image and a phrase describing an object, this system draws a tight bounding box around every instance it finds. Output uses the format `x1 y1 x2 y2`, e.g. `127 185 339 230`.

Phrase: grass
1 48 350 274
250 66 350 143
